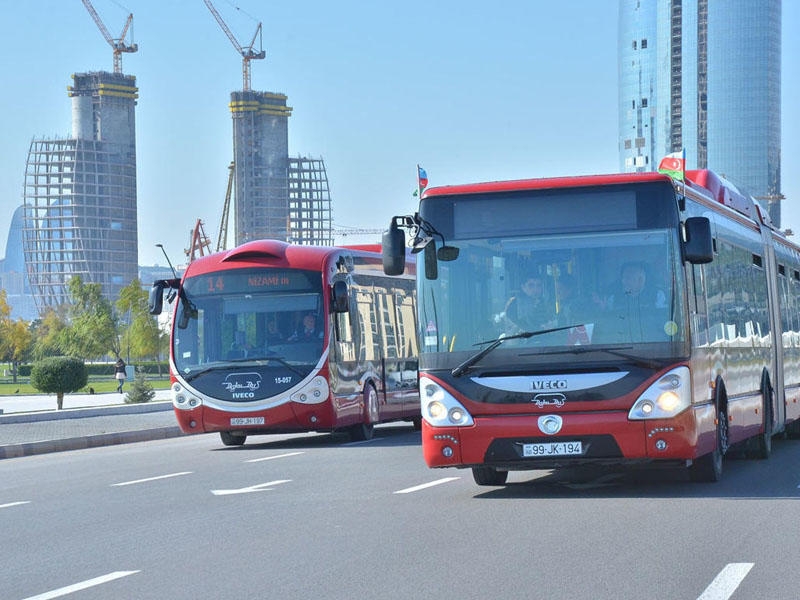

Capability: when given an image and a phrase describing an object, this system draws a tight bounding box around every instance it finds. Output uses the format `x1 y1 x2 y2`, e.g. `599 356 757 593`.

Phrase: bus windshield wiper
183 363 227 382
520 345 662 369
183 356 306 381
451 324 581 377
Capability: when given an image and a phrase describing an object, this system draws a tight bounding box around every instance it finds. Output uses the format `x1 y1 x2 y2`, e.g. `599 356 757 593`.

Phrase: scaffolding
22 137 138 312
287 156 333 246
22 71 138 313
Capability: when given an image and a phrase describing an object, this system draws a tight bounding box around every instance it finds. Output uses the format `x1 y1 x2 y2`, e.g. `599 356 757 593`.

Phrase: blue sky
0 1 797 267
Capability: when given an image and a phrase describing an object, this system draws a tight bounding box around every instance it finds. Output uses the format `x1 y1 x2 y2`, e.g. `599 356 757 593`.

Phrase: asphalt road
2 425 800 600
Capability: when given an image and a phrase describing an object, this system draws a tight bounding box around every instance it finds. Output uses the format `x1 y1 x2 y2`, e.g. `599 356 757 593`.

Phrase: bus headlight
628 367 691 420
421 376 474 427
290 376 330 405
172 382 202 411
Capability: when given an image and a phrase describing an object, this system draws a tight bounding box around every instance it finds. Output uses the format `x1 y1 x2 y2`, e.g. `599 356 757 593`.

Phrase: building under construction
22 71 139 311
229 90 332 247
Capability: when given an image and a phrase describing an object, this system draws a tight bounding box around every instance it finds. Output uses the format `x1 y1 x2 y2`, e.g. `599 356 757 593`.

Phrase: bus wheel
689 408 728 482
220 431 247 446
350 384 377 441
411 416 422 431
472 466 508 486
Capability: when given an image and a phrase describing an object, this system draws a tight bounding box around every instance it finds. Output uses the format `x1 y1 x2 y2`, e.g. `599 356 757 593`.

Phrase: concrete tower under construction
230 91 333 246
230 90 292 245
22 71 139 311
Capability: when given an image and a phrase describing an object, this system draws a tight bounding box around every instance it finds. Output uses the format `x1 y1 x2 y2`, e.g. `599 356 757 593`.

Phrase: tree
30 356 88 410
116 279 164 364
0 291 33 382
30 307 69 360
125 367 156 404
63 276 120 360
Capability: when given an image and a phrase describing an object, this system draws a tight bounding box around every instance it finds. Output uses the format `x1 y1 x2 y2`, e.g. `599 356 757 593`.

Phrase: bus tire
752 384 773 459
472 466 508 486
689 407 728 482
411 416 422 431
350 384 377 441
220 431 247 446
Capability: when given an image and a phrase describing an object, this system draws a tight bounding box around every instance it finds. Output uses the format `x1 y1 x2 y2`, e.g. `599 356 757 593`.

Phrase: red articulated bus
150 240 419 445
382 168 800 485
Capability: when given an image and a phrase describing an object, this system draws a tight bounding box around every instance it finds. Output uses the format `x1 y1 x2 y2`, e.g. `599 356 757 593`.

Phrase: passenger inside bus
289 312 323 342
555 274 598 326
605 261 666 311
265 318 284 344
504 274 556 334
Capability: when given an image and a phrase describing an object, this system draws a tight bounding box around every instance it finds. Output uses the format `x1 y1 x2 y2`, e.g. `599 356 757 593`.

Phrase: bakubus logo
222 373 262 399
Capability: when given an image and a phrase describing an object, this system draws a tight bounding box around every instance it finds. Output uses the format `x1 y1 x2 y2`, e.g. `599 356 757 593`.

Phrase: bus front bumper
422 406 711 470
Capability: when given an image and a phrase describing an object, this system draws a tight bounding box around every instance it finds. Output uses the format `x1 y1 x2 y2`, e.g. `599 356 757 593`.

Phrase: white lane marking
246 451 305 463
697 563 754 600
111 472 192 487
211 479 291 496
21 570 140 600
394 477 460 494
0 501 31 509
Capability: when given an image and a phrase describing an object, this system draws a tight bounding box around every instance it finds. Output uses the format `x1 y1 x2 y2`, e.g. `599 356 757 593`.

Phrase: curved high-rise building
619 0 782 225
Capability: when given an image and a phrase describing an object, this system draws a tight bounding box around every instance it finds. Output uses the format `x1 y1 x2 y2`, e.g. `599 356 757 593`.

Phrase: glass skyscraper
619 0 782 225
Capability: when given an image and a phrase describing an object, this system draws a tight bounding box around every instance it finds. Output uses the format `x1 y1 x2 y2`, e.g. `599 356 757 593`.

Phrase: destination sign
184 268 320 296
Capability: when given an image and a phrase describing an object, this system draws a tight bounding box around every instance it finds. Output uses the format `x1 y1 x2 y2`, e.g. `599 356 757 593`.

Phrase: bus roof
184 239 383 276
421 169 774 230
420 171 671 198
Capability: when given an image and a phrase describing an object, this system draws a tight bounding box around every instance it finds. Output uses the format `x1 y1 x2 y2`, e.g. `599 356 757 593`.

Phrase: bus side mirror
383 222 406 275
149 281 165 315
177 295 197 330
683 217 713 264
331 280 349 313
424 239 438 280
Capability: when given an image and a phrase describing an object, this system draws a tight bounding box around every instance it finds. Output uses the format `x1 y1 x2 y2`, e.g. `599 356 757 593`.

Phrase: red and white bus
383 169 800 484
150 240 419 445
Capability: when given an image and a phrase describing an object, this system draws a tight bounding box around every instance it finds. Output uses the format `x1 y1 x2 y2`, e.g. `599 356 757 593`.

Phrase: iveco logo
531 379 567 390
532 393 566 408
538 415 563 435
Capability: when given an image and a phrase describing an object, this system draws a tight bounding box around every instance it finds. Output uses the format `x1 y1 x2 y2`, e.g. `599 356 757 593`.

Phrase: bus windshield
173 267 325 378
418 184 687 366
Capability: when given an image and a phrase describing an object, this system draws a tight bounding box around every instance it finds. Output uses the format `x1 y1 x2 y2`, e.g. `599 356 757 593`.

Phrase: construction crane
80 0 138 74
186 219 212 263
203 0 266 92
217 162 235 252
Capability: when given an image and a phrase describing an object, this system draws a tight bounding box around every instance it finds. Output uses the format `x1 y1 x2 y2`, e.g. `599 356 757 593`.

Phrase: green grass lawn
0 378 171 396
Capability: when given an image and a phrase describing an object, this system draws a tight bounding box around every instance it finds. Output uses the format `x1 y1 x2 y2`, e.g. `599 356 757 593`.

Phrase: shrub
30 356 88 410
125 367 156 404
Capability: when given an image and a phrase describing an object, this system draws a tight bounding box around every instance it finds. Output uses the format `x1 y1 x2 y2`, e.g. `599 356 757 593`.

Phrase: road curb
0 426 185 459
0 401 173 424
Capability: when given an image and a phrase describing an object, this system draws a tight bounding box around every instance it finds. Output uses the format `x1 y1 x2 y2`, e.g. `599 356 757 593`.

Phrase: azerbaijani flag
417 165 428 191
657 150 685 181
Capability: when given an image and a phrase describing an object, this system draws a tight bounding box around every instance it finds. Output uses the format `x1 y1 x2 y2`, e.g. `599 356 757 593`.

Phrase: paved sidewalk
0 389 186 459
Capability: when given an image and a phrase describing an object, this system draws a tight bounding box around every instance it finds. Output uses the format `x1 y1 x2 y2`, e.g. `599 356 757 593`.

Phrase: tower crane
203 0 266 92
217 162 235 252
80 0 138 74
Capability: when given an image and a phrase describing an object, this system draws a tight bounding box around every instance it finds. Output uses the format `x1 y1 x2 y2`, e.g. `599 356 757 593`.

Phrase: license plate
522 441 583 457
230 417 265 426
